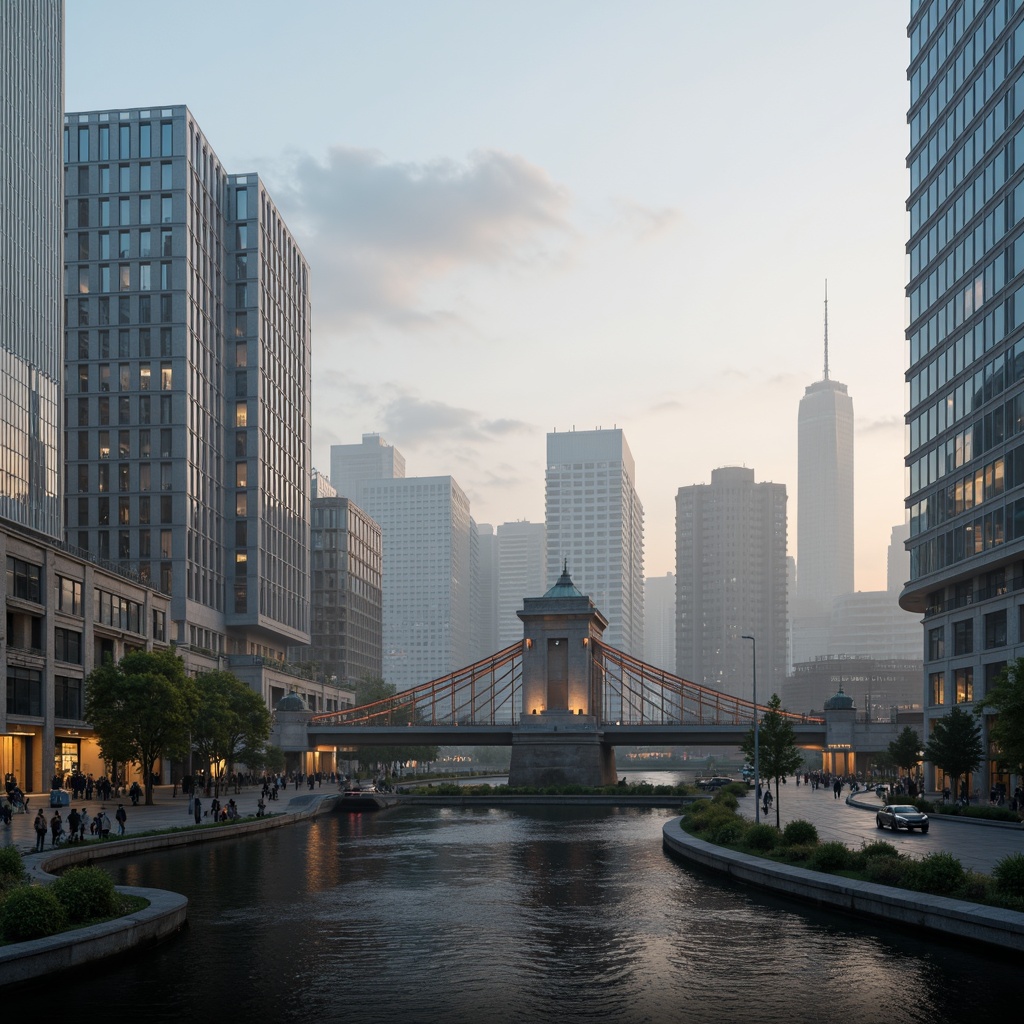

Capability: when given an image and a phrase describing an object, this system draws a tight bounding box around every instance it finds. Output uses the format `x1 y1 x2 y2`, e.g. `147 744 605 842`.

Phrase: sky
66 0 911 591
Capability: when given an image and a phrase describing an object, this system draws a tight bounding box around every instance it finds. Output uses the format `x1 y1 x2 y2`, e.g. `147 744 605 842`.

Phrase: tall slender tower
793 285 854 664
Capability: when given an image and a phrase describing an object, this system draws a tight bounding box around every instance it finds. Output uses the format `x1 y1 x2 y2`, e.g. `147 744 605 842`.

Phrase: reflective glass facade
0 1 63 538
903 0 1024 796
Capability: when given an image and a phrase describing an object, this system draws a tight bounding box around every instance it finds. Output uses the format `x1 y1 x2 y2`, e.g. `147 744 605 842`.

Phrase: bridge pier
508 711 617 788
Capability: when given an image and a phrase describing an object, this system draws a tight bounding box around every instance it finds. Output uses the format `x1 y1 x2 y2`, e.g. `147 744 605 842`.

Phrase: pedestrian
257 796 266 817
33 808 47 852
762 789 772 816
79 808 89 841
193 795 202 825
98 810 111 838
67 806 80 842
50 809 62 847
115 804 127 835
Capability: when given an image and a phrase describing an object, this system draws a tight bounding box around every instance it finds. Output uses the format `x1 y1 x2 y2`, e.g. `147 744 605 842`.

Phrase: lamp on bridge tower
741 635 760 825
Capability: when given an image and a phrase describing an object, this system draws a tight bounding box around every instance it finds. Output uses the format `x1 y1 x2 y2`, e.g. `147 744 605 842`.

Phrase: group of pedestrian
32 805 117 850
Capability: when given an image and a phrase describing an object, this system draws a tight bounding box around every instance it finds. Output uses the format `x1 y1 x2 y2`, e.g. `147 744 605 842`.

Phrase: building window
953 619 973 656
55 676 82 720
7 667 42 717
984 610 1007 649
6 557 42 602
927 626 944 661
55 628 83 665
929 672 944 706
58 577 83 616
954 668 974 704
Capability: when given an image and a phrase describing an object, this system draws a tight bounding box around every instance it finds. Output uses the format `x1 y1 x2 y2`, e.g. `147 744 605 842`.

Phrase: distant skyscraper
676 467 787 699
901 1 1024 797
1 0 64 538
793 286 854 664
643 572 676 674
330 433 405 496
496 521 546 647
330 437 473 690
545 428 644 655
63 105 312 667
887 523 911 593
472 522 499 659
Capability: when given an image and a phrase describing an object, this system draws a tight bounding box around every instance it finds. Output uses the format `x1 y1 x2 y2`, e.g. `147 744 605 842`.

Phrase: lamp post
742 634 760 825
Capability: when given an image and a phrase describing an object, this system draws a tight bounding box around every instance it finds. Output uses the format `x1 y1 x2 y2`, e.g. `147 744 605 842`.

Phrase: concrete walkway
737 781 1023 874
1 781 330 858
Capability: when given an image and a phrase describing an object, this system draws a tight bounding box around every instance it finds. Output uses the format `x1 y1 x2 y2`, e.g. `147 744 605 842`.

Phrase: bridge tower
510 565 617 786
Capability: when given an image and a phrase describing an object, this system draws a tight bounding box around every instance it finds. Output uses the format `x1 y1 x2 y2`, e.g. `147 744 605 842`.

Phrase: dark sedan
876 804 930 833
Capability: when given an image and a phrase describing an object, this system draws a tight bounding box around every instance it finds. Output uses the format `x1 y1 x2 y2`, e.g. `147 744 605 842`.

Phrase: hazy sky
66 1 910 590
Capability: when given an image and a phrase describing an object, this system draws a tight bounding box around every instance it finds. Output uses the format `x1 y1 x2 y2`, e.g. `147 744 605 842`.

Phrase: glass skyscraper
1 0 64 538
902 0 1024 796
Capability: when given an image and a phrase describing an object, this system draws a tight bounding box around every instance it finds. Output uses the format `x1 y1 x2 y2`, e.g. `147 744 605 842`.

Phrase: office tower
675 467 787 700
902 1 1024 797
643 572 676 674
63 105 311 673
887 523 911 592
1 0 64 538
303 493 382 693
472 522 499 659
496 520 546 647
545 428 644 655
792 287 855 665
330 433 405 496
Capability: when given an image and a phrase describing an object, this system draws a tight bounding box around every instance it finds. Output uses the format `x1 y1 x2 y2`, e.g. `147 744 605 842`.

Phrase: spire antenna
823 279 830 381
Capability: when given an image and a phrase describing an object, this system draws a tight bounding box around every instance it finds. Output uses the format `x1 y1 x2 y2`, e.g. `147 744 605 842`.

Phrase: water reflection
4 804 1016 1023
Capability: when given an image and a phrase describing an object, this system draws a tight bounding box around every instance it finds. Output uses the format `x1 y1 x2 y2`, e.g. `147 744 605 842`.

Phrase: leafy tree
976 658 1024 777
888 726 923 784
84 649 198 804
923 705 984 801
191 671 271 796
740 693 804 828
240 742 285 778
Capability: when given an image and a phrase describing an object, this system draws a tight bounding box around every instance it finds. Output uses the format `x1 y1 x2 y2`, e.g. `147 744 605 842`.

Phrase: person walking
193 795 202 825
33 808 47 852
115 804 127 835
78 808 90 841
50 809 63 847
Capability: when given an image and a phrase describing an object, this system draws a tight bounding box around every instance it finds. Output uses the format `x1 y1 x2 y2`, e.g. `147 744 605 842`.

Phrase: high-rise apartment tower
545 428 644 655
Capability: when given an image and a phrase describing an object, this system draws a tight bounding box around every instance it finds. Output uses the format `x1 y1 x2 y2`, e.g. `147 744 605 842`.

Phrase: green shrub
715 791 739 812
992 853 1024 898
743 823 778 851
778 843 815 863
51 866 118 924
809 842 851 872
860 840 901 861
781 819 818 846
0 846 23 881
0 885 67 941
911 852 965 895
686 805 736 834
710 821 748 846
953 869 991 903
864 855 908 887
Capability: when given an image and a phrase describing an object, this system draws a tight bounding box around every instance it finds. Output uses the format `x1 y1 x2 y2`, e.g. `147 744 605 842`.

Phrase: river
10 794 1016 1024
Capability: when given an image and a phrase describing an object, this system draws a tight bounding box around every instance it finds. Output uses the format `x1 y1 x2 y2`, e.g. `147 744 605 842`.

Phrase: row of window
74 227 173 262
74 325 174 360
7 671 83 720
65 119 174 164
72 160 174 194
70 293 174 327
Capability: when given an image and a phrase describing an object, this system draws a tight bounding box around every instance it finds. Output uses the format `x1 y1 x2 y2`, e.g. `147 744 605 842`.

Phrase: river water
17 797 1016 1024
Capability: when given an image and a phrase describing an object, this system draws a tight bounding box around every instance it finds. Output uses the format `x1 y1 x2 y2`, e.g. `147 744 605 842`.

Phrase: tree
976 658 1024 777
84 649 198 805
888 726 923 789
923 705 984 801
191 671 271 796
740 693 804 828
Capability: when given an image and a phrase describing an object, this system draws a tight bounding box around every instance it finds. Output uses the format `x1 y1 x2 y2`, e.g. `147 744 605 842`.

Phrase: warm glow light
525 638 533 649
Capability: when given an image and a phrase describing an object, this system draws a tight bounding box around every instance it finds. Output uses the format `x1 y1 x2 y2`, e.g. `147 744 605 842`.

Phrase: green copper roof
543 561 584 599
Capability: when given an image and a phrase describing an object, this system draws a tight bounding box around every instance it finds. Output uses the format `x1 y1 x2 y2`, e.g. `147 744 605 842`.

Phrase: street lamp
742 634 760 825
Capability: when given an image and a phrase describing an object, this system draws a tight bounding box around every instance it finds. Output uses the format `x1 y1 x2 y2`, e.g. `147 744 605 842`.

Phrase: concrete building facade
676 466 788 699
496 521 546 648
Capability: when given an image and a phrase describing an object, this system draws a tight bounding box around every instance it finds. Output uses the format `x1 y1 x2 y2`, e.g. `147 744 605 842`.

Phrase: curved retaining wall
1 792 339 987
662 817 1024 953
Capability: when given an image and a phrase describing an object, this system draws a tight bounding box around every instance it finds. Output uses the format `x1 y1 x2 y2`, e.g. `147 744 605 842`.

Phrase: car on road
876 804 929 833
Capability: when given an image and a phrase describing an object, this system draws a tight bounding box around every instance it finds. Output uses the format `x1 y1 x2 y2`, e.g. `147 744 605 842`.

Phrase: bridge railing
311 643 524 727
592 641 823 727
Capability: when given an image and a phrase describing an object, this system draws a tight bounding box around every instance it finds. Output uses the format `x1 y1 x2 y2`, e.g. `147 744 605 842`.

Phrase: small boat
337 784 399 811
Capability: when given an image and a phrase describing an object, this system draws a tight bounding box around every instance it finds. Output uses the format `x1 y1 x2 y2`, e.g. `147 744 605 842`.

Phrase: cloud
858 414 903 435
273 146 573 330
608 198 684 243
380 394 532 446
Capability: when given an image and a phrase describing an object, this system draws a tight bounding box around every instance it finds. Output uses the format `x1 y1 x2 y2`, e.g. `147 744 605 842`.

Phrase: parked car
876 804 929 833
696 777 736 791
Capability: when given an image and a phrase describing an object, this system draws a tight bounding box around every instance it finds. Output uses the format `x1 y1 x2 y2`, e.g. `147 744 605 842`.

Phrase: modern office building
0 0 64 539
675 467 788 699
545 428 644 655
472 522 499 659
330 438 473 691
496 521 546 648
643 572 677 674
793 288 855 665
62 104 327 711
901 0 1024 796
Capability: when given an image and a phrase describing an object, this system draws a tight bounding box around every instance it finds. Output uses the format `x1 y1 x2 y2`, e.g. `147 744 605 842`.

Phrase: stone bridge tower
510 565 617 786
